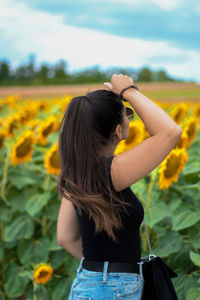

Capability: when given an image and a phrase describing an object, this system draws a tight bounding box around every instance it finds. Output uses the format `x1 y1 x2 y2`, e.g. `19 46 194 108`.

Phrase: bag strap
143 218 156 260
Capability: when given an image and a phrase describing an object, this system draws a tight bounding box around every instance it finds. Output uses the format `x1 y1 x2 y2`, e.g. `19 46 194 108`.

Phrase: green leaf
172 210 200 231
4 215 34 242
25 191 52 217
146 201 170 227
186 288 200 300
188 227 200 249
49 277 72 300
50 249 67 269
189 251 200 267
4 262 30 298
17 237 50 265
154 231 182 257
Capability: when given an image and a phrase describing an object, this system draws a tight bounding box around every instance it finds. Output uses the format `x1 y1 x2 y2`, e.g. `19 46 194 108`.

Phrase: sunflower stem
33 281 37 300
45 174 50 190
0 146 10 205
42 216 47 236
147 168 158 221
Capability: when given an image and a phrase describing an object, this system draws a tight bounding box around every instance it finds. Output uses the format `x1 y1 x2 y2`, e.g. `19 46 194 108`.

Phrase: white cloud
0 0 199 82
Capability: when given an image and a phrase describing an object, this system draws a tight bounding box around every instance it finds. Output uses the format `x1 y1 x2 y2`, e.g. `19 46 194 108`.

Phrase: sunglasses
123 106 135 121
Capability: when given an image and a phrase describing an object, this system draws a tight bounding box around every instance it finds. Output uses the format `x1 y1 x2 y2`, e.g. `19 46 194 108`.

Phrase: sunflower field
0 94 200 300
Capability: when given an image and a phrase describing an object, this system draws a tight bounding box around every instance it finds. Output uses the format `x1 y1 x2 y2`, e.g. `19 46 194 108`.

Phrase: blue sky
0 0 200 82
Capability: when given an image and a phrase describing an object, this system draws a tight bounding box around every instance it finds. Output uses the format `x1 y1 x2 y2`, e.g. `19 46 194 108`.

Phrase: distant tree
26 54 36 81
155 69 169 81
137 67 154 82
0 60 10 83
54 59 69 81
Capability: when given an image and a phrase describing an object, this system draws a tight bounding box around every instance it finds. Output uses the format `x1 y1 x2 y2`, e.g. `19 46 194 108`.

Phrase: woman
57 74 182 300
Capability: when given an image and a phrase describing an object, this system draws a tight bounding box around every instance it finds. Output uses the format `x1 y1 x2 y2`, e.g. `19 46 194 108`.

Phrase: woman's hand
104 74 134 96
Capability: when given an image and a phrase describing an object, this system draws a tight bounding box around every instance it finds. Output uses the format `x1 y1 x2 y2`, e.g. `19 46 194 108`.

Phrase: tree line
0 54 186 86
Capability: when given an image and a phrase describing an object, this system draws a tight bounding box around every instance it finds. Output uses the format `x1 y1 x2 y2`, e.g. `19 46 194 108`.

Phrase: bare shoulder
111 129 182 192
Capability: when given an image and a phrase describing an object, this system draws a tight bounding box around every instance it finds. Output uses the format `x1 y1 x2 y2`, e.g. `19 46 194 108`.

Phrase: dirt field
0 82 200 101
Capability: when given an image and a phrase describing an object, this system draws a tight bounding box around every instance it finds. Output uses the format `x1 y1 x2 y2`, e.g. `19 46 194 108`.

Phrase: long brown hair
57 89 132 243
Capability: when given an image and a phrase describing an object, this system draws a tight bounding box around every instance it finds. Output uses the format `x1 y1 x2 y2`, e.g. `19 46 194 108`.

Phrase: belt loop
137 261 144 279
102 261 109 283
77 256 85 273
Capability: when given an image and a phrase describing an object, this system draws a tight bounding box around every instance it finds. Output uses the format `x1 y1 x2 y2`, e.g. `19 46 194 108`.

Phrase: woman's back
73 155 144 263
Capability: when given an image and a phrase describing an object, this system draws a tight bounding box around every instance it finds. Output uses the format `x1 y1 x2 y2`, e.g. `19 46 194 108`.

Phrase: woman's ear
114 124 122 140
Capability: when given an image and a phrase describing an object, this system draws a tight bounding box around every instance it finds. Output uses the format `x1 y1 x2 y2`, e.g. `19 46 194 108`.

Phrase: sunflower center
126 129 135 144
175 109 182 122
38 270 49 279
50 151 60 168
10 121 18 133
187 123 195 139
164 157 181 178
42 123 54 137
16 138 32 157
0 135 4 148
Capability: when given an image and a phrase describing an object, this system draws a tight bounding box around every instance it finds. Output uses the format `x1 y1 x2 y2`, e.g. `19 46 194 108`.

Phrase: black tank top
73 155 144 263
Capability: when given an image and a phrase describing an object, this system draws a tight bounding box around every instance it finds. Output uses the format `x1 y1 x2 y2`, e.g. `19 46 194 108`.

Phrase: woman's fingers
104 82 113 90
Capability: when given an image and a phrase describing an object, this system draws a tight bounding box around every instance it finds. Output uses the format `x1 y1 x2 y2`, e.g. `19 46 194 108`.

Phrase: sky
0 0 200 82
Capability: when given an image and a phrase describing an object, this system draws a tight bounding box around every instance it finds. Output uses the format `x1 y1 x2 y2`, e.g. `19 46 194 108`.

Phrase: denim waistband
77 257 144 284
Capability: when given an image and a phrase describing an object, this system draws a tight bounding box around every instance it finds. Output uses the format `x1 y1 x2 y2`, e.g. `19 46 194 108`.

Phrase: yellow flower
0 129 6 149
183 117 197 145
114 140 126 155
36 116 58 145
18 103 39 125
0 118 4 128
123 121 144 151
175 129 189 149
170 103 188 125
193 103 200 119
60 95 73 111
27 119 41 130
44 141 60 175
4 94 20 108
158 148 188 190
4 114 21 137
33 262 53 285
35 100 50 112
10 130 37 166
139 123 150 141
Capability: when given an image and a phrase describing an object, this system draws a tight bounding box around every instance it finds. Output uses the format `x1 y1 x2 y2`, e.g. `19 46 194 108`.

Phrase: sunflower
114 140 126 155
175 129 189 149
183 117 197 145
44 141 60 175
0 129 6 148
35 100 50 112
4 114 22 137
170 103 188 125
33 262 53 285
27 119 41 131
123 121 144 151
139 123 151 141
10 130 37 166
158 148 189 190
4 94 20 108
193 103 200 119
18 103 39 125
36 116 58 145
60 95 73 111
0 118 4 127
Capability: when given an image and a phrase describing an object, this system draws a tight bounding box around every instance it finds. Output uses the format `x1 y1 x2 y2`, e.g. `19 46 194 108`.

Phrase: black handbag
141 219 179 300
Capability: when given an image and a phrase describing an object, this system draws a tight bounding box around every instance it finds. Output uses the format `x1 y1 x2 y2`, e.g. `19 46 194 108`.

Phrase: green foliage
132 135 200 300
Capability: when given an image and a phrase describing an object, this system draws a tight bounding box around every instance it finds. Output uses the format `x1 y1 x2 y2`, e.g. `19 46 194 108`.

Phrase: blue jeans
68 257 145 300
